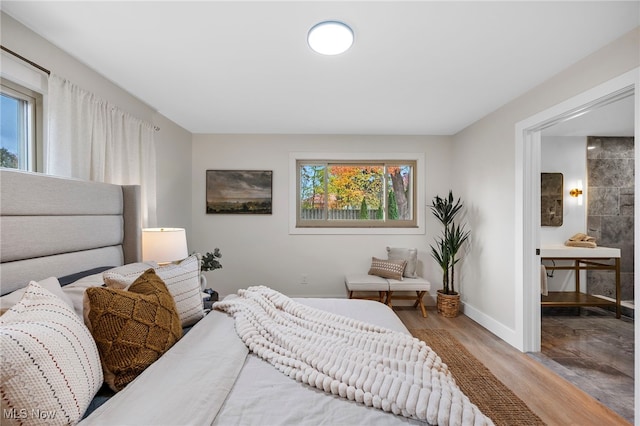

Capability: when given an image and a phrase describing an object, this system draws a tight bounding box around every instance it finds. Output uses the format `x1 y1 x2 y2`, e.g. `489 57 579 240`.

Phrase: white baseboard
461 302 522 351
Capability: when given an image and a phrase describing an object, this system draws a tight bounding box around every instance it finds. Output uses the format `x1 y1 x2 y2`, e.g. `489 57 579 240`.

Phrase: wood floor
395 306 631 426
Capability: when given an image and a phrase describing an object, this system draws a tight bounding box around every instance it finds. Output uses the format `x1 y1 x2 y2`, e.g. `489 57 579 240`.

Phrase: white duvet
79 310 248 426
80 287 493 426
214 286 493 426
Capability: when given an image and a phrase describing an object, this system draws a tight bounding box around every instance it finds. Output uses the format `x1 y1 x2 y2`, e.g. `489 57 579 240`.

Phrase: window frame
1 51 47 172
289 152 425 235
1 80 40 170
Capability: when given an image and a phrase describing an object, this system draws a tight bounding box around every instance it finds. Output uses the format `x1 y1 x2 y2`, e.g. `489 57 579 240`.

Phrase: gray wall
1 12 193 237
587 136 635 301
191 134 452 300
451 27 638 347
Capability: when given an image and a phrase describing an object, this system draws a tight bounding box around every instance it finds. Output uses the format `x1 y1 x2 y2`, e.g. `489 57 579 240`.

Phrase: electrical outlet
301 274 308 285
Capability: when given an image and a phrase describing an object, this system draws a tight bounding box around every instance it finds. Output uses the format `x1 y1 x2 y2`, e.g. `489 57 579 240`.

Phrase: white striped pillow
104 255 205 327
101 261 160 290
1 281 103 425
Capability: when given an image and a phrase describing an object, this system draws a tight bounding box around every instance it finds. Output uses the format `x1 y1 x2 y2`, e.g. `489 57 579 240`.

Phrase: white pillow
104 255 204 327
386 247 418 278
1 281 103 426
62 262 159 318
60 273 105 318
101 261 160 290
0 277 73 315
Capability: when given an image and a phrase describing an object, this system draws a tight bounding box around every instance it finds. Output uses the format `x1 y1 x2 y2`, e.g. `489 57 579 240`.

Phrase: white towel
540 265 548 296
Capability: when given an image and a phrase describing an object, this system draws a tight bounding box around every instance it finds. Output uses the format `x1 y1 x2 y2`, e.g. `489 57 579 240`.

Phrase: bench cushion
387 276 431 292
344 274 389 291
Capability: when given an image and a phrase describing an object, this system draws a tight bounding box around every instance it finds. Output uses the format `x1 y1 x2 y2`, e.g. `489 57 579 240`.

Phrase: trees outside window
297 160 416 228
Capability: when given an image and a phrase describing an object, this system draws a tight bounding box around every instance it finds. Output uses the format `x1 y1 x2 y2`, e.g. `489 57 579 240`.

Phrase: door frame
515 68 638 353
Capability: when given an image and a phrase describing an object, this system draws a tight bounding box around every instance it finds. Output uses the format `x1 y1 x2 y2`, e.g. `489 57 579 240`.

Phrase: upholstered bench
386 277 431 318
344 274 389 303
346 248 431 317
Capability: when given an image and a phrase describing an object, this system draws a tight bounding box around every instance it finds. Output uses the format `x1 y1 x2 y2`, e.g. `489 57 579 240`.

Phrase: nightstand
203 288 218 311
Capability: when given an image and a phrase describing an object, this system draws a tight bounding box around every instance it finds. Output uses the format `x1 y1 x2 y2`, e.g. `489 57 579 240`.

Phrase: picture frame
540 172 563 226
206 170 273 214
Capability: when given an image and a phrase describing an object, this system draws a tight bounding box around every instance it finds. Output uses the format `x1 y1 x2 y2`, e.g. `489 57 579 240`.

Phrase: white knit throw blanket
214 286 493 426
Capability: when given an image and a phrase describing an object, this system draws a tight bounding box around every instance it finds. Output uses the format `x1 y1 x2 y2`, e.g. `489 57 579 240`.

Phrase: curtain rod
1 45 51 75
0 45 161 132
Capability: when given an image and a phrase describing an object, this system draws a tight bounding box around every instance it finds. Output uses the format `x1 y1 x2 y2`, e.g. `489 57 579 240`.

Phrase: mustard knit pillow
84 269 182 392
104 255 204 327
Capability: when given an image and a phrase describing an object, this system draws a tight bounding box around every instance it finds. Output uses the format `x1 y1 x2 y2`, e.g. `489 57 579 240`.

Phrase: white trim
515 68 639 353
289 152 426 235
1 50 49 172
0 51 48 94
461 302 520 349
635 66 640 423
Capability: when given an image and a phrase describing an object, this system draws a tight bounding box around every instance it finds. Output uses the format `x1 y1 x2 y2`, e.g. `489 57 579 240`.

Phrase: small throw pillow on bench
368 257 407 281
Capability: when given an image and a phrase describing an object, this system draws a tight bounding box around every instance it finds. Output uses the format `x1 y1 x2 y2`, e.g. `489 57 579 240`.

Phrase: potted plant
429 191 470 317
200 248 222 272
196 249 222 300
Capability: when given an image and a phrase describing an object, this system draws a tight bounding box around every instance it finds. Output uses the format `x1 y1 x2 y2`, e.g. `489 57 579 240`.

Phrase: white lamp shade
142 228 188 263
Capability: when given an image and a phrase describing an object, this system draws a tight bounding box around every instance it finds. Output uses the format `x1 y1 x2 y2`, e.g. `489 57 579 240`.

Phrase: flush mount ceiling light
308 21 354 55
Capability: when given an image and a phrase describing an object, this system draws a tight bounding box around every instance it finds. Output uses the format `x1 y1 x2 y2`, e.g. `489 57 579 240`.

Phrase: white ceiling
3 1 639 135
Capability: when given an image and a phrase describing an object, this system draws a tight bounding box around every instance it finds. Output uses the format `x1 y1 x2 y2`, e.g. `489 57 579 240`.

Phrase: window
296 159 417 228
1 79 42 171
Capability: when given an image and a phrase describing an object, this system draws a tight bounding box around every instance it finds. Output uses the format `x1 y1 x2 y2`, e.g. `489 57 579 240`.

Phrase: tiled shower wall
587 136 634 301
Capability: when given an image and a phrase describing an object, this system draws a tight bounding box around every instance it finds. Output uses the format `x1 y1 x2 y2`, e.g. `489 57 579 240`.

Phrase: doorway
515 68 638 419
536 95 635 422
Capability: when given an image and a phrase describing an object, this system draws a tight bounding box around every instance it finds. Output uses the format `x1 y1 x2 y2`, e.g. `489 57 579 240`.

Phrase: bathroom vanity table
540 245 621 318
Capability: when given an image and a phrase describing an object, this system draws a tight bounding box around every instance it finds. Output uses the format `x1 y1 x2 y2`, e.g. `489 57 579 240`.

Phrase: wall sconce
569 180 583 206
569 188 583 197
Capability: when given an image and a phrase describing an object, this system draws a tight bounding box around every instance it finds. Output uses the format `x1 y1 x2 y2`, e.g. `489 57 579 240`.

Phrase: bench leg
387 291 393 308
416 291 427 318
348 290 354 299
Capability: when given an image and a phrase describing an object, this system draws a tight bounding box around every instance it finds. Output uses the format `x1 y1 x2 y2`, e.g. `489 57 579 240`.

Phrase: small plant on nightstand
197 249 222 306
200 248 222 272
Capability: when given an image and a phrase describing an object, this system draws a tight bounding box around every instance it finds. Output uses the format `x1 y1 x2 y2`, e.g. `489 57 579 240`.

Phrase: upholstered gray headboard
0 169 141 295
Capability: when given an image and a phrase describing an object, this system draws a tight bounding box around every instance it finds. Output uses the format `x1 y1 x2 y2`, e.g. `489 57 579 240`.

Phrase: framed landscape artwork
206 170 273 214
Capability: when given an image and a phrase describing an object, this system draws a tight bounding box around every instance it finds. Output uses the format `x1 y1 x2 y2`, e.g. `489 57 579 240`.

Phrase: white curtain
47 74 157 226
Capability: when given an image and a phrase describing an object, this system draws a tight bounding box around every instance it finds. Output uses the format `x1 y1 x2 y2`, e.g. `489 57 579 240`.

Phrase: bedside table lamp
141 228 188 265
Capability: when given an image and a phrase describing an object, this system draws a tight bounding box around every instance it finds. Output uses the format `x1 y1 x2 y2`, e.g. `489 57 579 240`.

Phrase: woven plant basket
437 290 460 318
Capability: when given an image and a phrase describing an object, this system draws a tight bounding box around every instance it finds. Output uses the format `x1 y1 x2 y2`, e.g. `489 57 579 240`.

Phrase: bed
0 169 492 426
